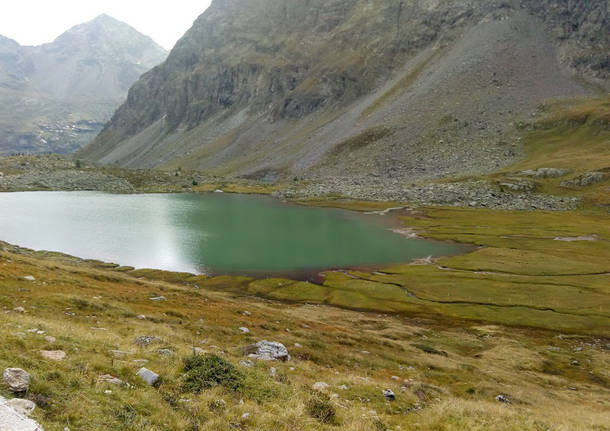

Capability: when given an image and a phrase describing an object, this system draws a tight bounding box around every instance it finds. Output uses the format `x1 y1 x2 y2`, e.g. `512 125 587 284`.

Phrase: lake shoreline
0 154 580 211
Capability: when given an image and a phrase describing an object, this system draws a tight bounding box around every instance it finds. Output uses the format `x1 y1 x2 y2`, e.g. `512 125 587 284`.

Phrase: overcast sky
0 0 212 50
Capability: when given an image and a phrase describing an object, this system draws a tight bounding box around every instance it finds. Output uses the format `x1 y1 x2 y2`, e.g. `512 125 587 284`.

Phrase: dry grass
1 241 608 430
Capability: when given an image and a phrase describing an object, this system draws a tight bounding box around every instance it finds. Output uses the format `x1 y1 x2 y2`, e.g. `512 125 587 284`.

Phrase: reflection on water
0 191 462 274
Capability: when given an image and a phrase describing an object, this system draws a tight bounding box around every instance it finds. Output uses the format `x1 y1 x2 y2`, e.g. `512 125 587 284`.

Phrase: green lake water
0 192 462 275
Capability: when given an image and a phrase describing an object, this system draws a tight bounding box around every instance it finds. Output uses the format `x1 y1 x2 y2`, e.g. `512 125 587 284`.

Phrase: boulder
3 368 30 394
137 368 159 386
245 341 291 361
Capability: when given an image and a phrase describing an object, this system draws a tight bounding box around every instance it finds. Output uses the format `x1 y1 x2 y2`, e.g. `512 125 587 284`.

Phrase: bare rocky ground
0 155 579 211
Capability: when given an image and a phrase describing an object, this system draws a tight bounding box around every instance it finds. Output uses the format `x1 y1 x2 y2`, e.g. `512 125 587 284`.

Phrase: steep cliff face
81 0 608 181
0 15 167 155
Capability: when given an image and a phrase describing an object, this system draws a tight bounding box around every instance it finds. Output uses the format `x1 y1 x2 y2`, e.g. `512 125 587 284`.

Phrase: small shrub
181 355 244 393
192 180 198 186
74 159 82 169
306 391 337 424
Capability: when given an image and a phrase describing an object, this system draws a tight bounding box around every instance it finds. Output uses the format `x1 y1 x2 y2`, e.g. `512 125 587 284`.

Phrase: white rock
313 382 329 391
40 350 66 361
239 327 250 334
269 367 277 378
0 395 44 430
338 384 349 390
241 412 251 420
13 307 26 313
137 368 159 386
6 399 36 416
23 276 35 281
149 296 166 302
43 336 56 343
137 315 146 320
3 368 30 393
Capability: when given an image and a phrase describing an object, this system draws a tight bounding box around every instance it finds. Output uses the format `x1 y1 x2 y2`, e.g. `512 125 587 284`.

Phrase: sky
0 0 212 50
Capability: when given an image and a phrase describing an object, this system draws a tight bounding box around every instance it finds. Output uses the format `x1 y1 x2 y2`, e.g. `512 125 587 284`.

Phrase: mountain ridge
80 0 608 182
0 15 168 155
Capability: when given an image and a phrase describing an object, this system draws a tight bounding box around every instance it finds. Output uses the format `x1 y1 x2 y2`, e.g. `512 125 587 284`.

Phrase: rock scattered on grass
98 374 129 387
150 296 166 302
137 368 159 386
239 327 250 334
496 394 510 404
134 335 162 347
313 382 329 391
3 368 30 394
23 276 35 281
239 360 254 368
383 389 396 401
40 350 66 361
13 307 26 313
245 341 290 361
43 336 56 343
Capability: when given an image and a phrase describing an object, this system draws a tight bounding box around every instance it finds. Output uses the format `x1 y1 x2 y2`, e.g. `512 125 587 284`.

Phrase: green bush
181 355 244 393
306 391 337 424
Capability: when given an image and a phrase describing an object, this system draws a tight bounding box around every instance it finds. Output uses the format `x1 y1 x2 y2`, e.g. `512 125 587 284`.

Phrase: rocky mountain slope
80 0 608 182
0 15 167 155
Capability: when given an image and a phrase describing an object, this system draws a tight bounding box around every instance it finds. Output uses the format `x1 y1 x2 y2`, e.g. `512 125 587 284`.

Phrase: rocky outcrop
0 396 43 431
81 0 606 182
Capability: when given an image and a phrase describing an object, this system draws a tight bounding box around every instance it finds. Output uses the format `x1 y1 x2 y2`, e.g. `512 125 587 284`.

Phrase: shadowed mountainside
80 0 608 182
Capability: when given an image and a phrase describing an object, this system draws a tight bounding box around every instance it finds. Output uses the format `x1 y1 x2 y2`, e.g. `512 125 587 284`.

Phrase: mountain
0 14 167 155
81 0 608 182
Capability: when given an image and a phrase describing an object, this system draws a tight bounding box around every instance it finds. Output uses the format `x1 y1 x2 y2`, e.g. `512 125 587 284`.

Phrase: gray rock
561 172 605 188
137 368 159 386
150 296 166 302
3 368 30 394
383 389 396 401
239 327 250 334
499 179 536 192
519 168 569 178
98 374 129 387
496 394 510 403
245 341 291 361
158 349 174 357
13 307 26 313
134 335 162 347
239 360 255 368
6 399 36 416
43 336 56 343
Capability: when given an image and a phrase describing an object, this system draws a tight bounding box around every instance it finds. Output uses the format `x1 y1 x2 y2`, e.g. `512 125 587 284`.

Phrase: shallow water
0 191 463 274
